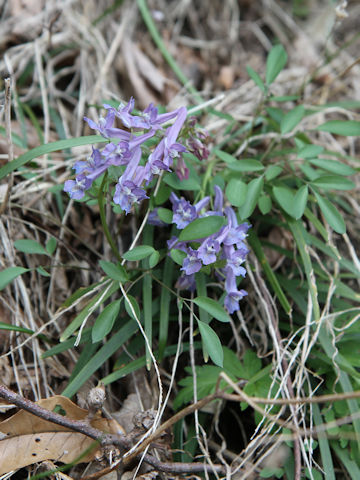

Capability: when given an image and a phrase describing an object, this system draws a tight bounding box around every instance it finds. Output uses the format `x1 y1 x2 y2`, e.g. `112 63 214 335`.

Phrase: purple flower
224 246 248 277
170 193 197 229
167 236 187 252
64 175 91 200
224 269 247 314
176 272 196 291
148 209 166 226
174 156 189 181
197 236 220 265
102 141 132 166
181 247 202 275
113 148 148 214
223 207 250 248
84 112 130 141
113 180 148 214
104 98 181 131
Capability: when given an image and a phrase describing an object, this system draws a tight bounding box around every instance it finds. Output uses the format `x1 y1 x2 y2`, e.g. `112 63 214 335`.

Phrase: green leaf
170 249 187 266
99 260 129 282
36 266 51 277
124 294 141 320
197 320 223 367
123 245 155 261
163 172 200 190
238 176 264 220
0 266 29 290
92 299 121 343
313 191 346 234
214 149 236 164
266 44 288 85
316 120 360 136
309 158 355 176
311 175 355 191
260 468 284 479
193 296 231 323
157 207 173 224
246 65 266 92
45 237 57 255
265 165 283 181
273 186 296 217
179 216 225 242
292 185 308 219
280 105 305 134
258 195 272 215
0 135 105 181
227 159 264 172
14 239 48 256
148 251 160 268
225 179 247 207
297 144 324 158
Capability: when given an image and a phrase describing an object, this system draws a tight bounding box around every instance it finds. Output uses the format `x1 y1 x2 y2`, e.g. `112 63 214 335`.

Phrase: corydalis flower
167 186 250 314
224 269 248 314
170 193 210 229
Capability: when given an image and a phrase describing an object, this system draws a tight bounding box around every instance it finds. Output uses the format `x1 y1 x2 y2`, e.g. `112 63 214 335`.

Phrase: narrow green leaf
0 135 105 181
92 299 121 343
0 266 29 290
280 105 305 134
309 158 355 176
0 321 33 335
60 281 118 341
227 159 264 172
46 237 57 255
123 245 155 261
316 120 360 136
124 294 141 320
266 44 288 85
179 216 225 242
225 179 247 207
292 185 308 219
313 191 346 234
36 266 51 277
311 175 355 191
297 144 324 158
62 319 137 398
14 239 48 256
193 296 230 323
238 176 264 220
197 320 223 367
99 260 129 282
248 232 292 316
159 255 173 360
246 65 266 92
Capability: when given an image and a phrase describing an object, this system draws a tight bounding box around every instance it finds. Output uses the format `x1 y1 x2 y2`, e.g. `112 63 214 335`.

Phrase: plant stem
98 173 122 262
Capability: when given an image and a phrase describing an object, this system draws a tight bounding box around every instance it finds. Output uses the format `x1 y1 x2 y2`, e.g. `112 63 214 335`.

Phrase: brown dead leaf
0 432 98 474
0 395 125 474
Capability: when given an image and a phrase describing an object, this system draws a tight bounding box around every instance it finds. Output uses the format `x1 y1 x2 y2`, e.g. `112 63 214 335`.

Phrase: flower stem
98 173 122 262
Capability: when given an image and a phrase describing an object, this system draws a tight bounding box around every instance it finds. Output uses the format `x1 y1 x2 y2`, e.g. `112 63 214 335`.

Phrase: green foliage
5 32 360 479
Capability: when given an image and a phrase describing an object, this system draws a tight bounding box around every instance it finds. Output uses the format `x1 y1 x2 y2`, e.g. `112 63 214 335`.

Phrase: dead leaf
0 395 125 474
0 432 98 474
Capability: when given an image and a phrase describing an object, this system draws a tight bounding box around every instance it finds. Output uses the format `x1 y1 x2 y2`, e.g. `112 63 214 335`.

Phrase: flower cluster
64 98 193 214
165 185 250 314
